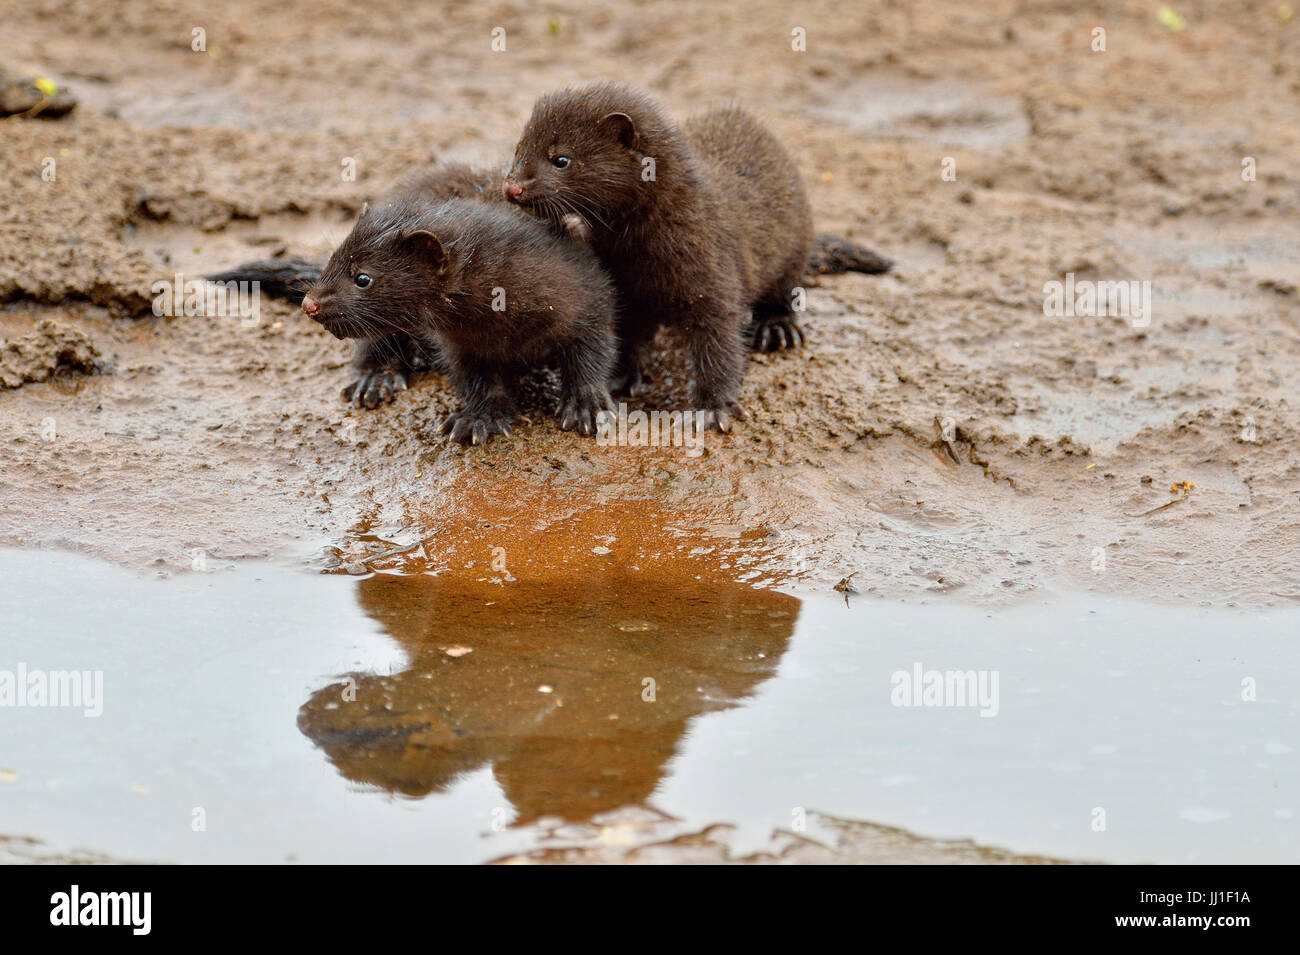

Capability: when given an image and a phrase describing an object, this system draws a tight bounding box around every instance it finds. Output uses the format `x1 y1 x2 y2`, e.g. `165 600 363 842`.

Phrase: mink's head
302 196 456 340
504 82 672 229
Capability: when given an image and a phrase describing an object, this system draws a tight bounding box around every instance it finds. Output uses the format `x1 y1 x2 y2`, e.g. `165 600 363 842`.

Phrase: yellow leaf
1157 5 1187 31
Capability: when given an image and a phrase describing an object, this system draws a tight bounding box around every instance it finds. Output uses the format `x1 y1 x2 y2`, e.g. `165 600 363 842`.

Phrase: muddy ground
1 1 1299 862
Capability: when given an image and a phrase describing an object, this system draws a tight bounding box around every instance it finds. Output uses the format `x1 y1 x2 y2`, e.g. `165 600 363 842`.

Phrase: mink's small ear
599 111 638 150
360 201 369 216
402 229 446 270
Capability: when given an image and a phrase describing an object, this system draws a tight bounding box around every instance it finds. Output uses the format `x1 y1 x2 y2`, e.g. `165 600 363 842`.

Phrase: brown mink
504 82 815 431
301 193 616 444
286 163 601 412
335 163 502 409
206 161 891 407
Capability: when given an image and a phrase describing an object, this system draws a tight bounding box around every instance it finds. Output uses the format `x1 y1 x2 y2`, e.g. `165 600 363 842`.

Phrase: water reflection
298 570 798 824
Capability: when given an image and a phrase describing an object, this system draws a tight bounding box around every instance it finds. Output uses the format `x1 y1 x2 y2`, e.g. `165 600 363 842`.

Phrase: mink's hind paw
557 388 615 437
342 370 408 409
440 408 515 445
749 314 805 352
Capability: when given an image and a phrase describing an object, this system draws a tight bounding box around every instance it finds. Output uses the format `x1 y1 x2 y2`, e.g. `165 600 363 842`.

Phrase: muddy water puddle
2 527 1295 864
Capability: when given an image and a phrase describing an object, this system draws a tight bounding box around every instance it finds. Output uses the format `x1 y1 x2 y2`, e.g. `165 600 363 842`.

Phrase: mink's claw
750 315 805 353
440 408 515 445
343 370 407 409
558 388 613 437
699 400 746 433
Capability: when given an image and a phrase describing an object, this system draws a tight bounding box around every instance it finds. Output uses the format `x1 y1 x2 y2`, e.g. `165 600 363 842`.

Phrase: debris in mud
1156 5 1189 32
0 835 127 865
834 573 860 606
1128 480 1197 518
0 319 102 389
0 68 77 118
1259 278 1297 297
933 415 962 465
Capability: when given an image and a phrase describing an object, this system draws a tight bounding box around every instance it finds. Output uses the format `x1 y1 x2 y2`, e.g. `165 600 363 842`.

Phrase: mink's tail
808 233 892 275
209 232 892 305
205 257 322 302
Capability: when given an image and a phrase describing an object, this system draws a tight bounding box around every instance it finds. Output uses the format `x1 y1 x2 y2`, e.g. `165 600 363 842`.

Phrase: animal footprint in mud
343 371 407 409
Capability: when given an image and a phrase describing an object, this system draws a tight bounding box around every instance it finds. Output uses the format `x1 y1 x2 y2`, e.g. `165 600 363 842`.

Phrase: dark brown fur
390 162 504 205
505 82 815 430
333 163 507 409
302 194 616 444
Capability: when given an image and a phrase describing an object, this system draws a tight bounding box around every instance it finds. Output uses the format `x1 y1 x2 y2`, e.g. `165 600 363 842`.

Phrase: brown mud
3 1 1297 605
2 0 1299 863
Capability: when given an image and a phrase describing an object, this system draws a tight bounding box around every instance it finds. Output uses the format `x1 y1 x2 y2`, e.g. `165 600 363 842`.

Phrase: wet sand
1 1 1298 863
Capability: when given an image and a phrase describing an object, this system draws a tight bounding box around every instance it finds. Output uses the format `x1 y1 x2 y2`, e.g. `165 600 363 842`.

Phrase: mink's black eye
354 273 372 289
552 156 571 169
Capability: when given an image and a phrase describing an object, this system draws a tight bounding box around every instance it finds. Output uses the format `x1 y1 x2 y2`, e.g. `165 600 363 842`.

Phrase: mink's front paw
342 370 407 409
439 407 515 445
557 388 615 437
698 399 746 434
749 314 805 352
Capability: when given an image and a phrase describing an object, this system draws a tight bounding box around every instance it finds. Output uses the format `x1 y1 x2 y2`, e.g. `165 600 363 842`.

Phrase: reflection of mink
300 194 616 443
506 82 819 431
296 570 798 824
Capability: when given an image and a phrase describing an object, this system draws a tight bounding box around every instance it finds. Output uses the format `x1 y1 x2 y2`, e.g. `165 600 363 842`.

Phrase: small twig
834 572 859 607
1128 497 1187 518
1126 482 1197 518
2 93 52 121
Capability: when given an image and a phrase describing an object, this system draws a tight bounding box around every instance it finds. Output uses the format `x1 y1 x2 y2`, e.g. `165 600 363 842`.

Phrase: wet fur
506 82 815 429
304 193 616 444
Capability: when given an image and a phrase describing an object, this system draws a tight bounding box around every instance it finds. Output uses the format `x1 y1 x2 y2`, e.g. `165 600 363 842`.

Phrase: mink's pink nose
503 181 524 201
302 295 320 317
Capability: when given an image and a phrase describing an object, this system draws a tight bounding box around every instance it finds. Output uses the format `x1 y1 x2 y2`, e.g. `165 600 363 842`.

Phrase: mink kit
504 81 816 432
301 192 617 445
